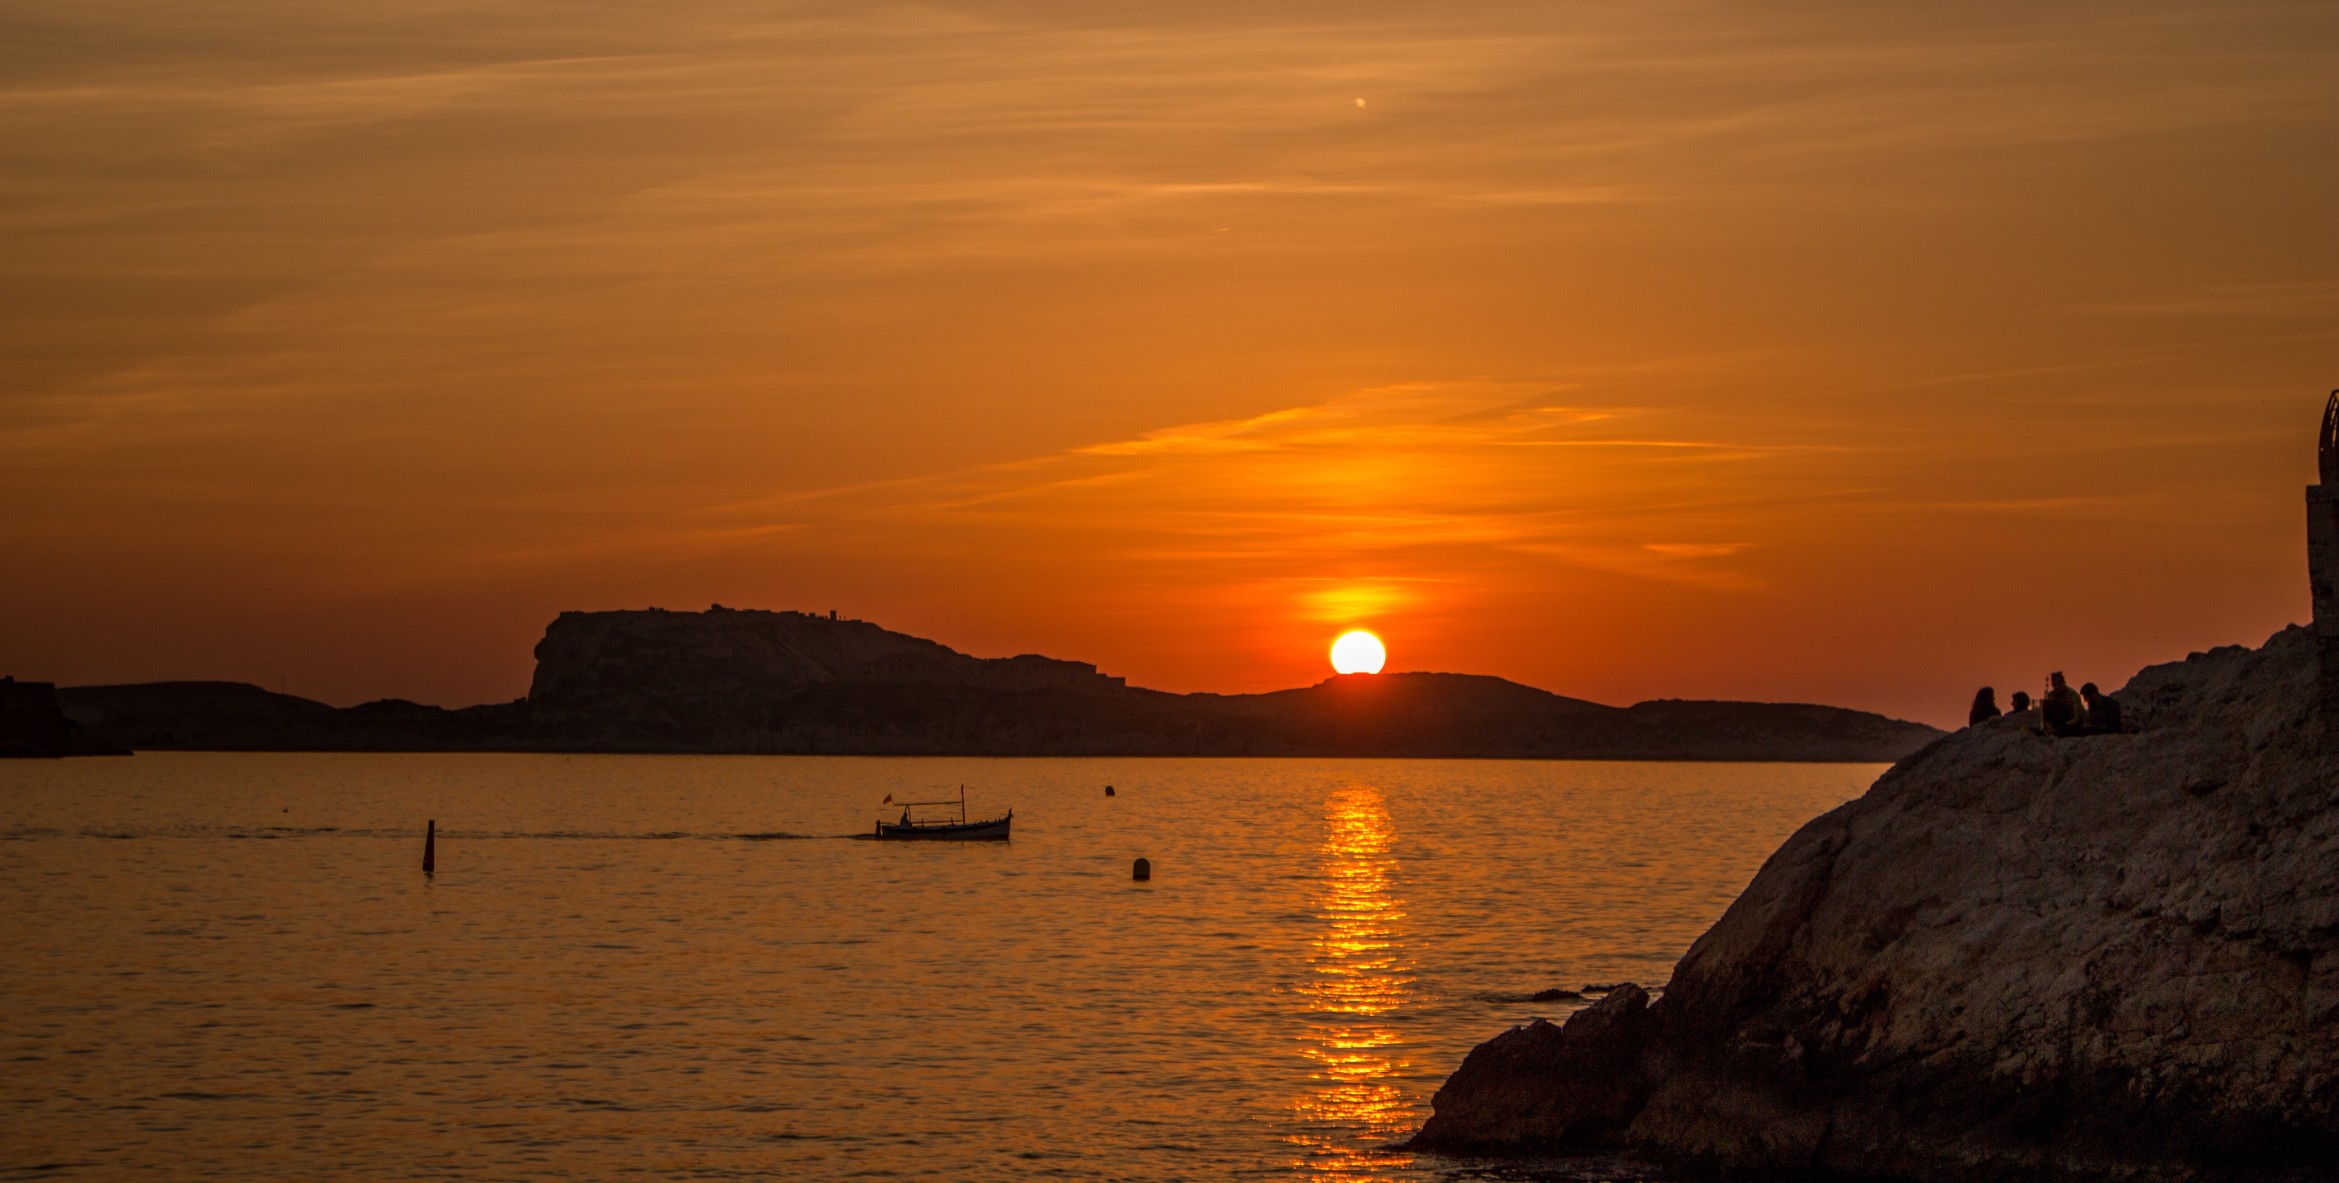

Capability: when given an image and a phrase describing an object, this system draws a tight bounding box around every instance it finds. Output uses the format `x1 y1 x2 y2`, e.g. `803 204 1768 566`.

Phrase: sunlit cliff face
1 1 2333 722
1288 781 1414 1178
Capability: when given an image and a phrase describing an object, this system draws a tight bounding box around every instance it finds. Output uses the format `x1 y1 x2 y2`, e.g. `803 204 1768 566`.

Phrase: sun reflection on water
1287 781 1417 1179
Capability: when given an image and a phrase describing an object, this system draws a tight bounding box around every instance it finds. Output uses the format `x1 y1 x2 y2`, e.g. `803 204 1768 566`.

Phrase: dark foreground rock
60 607 1942 760
0 677 126 757
1411 626 2339 1181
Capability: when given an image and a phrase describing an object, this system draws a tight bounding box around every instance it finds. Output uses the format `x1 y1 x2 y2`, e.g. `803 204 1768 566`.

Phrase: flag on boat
882 794 893 804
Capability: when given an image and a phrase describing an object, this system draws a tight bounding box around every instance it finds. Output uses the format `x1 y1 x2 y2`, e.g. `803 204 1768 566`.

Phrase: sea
0 754 1880 1181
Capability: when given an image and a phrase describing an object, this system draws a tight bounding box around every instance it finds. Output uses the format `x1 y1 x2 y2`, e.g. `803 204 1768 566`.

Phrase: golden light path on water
1289 781 1416 1179
1 755 1884 1179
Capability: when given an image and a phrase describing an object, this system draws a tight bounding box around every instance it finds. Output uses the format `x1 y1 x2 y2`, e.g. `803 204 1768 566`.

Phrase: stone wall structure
2308 391 2339 749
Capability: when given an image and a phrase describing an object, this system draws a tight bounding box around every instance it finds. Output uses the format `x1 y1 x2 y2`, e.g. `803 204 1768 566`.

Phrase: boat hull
874 813 1012 841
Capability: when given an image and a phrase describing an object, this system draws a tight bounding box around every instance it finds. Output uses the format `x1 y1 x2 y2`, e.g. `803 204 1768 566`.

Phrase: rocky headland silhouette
50 607 1940 760
0 677 126 757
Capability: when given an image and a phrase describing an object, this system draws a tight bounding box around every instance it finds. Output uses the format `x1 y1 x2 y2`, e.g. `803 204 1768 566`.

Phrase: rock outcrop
0 677 126 757
523 607 1129 746
1412 625 2339 1181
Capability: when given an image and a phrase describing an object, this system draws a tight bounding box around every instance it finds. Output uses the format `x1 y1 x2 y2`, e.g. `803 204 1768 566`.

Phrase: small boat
874 785 1012 841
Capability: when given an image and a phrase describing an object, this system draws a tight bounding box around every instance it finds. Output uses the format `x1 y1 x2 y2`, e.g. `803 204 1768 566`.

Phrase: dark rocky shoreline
1410 626 2339 1181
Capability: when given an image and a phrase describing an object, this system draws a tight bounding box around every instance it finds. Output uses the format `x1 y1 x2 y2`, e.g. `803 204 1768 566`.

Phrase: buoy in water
1104 785 1116 797
422 819 436 875
1132 857 1151 881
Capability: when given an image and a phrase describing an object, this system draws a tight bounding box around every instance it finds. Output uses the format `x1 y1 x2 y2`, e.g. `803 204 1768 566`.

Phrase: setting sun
1330 630 1387 675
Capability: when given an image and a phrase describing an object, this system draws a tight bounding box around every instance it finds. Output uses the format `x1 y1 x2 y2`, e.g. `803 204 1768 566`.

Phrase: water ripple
0 751 1876 1181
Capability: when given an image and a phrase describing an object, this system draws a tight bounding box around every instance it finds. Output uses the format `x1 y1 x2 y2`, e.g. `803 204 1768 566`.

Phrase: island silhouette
44 607 1940 760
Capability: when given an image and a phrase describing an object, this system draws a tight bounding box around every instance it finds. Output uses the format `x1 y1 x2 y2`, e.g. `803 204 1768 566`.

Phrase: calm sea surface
1 754 1879 1180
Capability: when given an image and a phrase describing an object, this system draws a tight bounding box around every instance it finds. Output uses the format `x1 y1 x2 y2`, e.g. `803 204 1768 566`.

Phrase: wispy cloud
1643 542 1749 558
703 382 1811 589
2079 281 2339 318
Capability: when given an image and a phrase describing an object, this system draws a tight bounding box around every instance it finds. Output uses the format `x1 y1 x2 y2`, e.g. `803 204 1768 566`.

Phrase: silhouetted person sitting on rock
2081 682 2123 734
2041 671 2087 737
2009 690 2032 714
1969 687 2001 726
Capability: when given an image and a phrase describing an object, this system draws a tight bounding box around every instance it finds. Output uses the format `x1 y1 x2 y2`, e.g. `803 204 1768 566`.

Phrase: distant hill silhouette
58 607 1942 760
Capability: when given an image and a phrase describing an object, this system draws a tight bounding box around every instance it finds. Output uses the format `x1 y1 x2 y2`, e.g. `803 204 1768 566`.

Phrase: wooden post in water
423 819 436 875
1132 857 1150 882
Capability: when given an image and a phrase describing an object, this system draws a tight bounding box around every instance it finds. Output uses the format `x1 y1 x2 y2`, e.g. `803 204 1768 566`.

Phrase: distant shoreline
43 608 1942 764
49 746 1907 764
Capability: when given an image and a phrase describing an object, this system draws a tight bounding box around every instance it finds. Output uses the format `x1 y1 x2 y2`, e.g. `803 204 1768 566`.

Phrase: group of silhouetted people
1968 671 2123 737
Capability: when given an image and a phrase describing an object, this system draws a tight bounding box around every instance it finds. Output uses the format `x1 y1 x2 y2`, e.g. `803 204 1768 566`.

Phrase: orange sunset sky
4 1 2336 727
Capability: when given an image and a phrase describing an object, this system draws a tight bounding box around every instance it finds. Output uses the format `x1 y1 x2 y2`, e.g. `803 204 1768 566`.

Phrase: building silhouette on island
2308 390 2339 747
